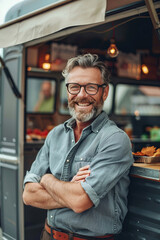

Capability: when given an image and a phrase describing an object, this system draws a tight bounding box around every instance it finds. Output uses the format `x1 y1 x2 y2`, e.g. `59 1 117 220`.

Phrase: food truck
0 0 160 239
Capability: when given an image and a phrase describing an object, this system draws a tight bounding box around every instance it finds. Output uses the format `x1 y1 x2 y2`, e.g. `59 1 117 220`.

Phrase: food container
133 155 160 164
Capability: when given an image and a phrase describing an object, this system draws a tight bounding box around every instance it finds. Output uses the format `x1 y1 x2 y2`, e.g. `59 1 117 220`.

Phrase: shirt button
50 215 53 219
96 130 99 133
72 139 74 143
66 159 70 163
80 158 83 161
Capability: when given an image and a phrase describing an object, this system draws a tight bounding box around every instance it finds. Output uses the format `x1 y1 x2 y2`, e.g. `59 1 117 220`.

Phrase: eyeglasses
66 83 106 95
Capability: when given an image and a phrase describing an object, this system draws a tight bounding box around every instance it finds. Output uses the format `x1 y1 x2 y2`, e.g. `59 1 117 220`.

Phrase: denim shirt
24 111 134 236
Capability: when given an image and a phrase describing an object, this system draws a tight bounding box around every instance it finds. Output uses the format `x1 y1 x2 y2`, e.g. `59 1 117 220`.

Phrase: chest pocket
72 156 92 174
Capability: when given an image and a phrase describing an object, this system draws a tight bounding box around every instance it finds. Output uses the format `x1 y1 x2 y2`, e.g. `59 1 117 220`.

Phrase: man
34 81 54 112
23 54 133 240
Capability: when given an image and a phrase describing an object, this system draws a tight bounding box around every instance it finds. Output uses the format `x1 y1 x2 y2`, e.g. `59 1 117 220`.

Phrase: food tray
133 155 160 164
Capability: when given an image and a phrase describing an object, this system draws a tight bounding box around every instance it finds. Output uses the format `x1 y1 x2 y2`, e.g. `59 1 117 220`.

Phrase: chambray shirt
24 111 134 236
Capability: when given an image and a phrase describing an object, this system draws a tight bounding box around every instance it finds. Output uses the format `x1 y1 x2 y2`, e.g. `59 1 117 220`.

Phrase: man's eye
87 85 97 90
70 85 79 91
71 85 79 89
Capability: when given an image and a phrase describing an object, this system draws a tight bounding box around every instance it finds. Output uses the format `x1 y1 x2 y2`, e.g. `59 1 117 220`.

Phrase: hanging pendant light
107 22 119 58
42 44 51 70
141 64 149 74
42 53 51 70
107 38 119 58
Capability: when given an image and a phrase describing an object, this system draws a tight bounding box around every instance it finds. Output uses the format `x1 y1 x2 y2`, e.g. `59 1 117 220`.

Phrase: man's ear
103 85 109 101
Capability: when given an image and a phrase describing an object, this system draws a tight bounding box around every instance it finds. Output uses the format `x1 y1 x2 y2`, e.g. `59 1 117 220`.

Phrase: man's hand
23 182 64 209
71 165 90 182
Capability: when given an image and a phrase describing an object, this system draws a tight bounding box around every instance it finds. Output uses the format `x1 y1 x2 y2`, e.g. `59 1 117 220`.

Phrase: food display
133 146 160 157
132 146 160 163
26 125 54 142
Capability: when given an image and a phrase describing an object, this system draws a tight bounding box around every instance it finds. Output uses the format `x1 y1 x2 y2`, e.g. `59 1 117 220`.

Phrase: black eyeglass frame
66 83 107 95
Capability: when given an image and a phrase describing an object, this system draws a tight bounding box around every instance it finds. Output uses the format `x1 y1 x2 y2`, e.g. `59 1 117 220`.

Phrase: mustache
69 97 96 106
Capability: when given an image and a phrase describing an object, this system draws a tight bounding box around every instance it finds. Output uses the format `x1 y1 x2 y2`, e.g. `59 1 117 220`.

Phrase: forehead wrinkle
67 67 102 85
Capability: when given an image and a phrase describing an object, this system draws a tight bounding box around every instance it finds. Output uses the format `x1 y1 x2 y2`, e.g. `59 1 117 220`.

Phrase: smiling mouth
76 103 91 106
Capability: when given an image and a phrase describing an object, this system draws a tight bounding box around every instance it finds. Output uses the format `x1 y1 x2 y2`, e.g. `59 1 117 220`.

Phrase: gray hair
62 53 110 85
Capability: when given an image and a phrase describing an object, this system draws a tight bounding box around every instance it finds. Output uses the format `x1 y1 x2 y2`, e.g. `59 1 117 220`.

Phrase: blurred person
34 81 54 112
23 54 133 240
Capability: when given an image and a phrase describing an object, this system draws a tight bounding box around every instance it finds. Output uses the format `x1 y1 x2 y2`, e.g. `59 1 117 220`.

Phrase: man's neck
74 120 92 142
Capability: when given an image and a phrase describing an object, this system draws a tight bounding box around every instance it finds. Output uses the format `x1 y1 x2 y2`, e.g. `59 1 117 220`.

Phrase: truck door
0 45 24 240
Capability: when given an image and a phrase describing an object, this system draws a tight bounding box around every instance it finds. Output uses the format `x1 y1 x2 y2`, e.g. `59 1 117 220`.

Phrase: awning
0 0 106 48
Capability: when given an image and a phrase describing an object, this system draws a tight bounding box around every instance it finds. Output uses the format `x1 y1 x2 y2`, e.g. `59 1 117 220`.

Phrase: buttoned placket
60 128 91 181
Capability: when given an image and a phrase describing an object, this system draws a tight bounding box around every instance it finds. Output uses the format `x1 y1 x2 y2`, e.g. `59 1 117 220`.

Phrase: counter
131 163 160 181
122 162 160 240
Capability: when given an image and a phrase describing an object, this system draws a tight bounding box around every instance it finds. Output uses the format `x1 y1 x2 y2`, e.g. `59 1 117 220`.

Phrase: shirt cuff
23 171 41 188
81 181 100 207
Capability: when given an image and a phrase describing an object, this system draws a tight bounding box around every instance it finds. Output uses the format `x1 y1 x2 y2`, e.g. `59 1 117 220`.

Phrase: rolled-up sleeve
81 131 133 207
81 181 100 207
23 135 51 187
23 172 41 187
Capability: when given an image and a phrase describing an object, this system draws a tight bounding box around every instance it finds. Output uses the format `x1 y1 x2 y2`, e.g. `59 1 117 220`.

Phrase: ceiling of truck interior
42 13 159 55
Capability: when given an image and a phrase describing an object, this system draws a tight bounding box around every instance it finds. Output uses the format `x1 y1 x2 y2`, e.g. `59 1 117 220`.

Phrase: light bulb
141 64 149 74
42 62 51 70
107 43 119 58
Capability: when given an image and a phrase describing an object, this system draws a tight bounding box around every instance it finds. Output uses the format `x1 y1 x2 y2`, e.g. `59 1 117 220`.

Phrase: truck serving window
115 84 160 116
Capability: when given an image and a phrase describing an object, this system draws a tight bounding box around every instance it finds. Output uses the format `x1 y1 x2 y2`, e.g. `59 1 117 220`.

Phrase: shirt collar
64 111 109 133
64 118 76 132
91 111 109 133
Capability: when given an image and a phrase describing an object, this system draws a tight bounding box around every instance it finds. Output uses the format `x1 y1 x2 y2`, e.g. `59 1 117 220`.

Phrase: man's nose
77 86 88 97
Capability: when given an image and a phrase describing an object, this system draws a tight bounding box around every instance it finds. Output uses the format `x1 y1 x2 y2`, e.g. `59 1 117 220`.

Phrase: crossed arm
23 165 93 213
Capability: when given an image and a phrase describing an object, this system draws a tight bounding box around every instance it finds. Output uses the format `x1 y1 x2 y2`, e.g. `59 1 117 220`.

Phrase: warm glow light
110 48 116 54
107 43 119 58
42 53 51 70
42 62 51 70
141 64 149 74
45 53 50 61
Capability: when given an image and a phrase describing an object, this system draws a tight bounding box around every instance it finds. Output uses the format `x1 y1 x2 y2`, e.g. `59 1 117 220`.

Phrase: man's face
42 82 52 99
67 67 109 122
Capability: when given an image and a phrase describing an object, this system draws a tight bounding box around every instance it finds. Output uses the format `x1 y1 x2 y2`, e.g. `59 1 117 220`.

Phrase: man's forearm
23 182 65 209
40 174 93 213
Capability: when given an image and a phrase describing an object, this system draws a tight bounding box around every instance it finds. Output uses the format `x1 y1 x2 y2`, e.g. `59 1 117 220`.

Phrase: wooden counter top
133 162 160 170
131 163 160 182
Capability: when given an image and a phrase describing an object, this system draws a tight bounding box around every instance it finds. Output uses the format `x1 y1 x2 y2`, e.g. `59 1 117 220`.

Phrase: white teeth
78 103 90 106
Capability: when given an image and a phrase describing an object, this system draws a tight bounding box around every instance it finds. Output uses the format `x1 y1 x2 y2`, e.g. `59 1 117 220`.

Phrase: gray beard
68 105 103 122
